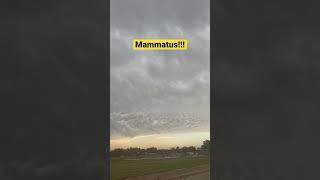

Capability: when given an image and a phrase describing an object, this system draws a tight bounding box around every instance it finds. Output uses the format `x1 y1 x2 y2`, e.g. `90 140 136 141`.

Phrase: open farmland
110 156 209 180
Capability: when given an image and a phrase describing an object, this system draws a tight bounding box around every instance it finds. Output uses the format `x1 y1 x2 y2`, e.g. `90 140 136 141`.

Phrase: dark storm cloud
214 0 320 179
1 0 105 179
111 0 209 31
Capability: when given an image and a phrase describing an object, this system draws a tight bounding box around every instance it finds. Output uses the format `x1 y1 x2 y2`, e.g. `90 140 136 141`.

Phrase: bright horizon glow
110 131 210 150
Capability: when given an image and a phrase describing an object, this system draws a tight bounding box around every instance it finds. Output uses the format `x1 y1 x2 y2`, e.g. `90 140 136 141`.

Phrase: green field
110 156 209 180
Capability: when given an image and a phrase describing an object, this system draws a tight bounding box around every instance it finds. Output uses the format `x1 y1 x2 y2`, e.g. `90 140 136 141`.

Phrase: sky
110 0 210 149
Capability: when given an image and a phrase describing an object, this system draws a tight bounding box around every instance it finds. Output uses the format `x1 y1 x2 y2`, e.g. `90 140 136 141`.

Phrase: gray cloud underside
110 112 207 138
110 0 210 138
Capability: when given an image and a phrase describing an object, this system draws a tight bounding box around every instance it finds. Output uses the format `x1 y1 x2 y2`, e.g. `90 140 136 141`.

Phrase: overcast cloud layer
110 0 210 138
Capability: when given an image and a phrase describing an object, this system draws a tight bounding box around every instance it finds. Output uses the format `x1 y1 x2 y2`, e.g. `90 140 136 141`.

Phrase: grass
110 156 209 180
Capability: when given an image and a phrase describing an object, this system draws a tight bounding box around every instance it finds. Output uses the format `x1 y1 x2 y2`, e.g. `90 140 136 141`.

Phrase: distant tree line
110 140 210 157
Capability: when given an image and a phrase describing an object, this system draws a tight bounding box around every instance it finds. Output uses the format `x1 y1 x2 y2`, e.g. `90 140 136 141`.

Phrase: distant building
140 152 160 158
186 152 195 156
198 149 209 156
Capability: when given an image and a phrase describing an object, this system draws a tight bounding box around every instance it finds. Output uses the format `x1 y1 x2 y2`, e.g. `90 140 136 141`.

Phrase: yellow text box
133 39 188 50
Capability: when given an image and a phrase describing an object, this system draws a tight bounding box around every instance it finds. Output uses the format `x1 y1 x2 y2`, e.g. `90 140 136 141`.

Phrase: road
184 172 210 180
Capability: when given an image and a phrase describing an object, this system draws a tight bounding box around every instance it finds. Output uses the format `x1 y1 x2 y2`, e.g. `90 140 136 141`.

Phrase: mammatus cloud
110 112 205 138
110 0 210 138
